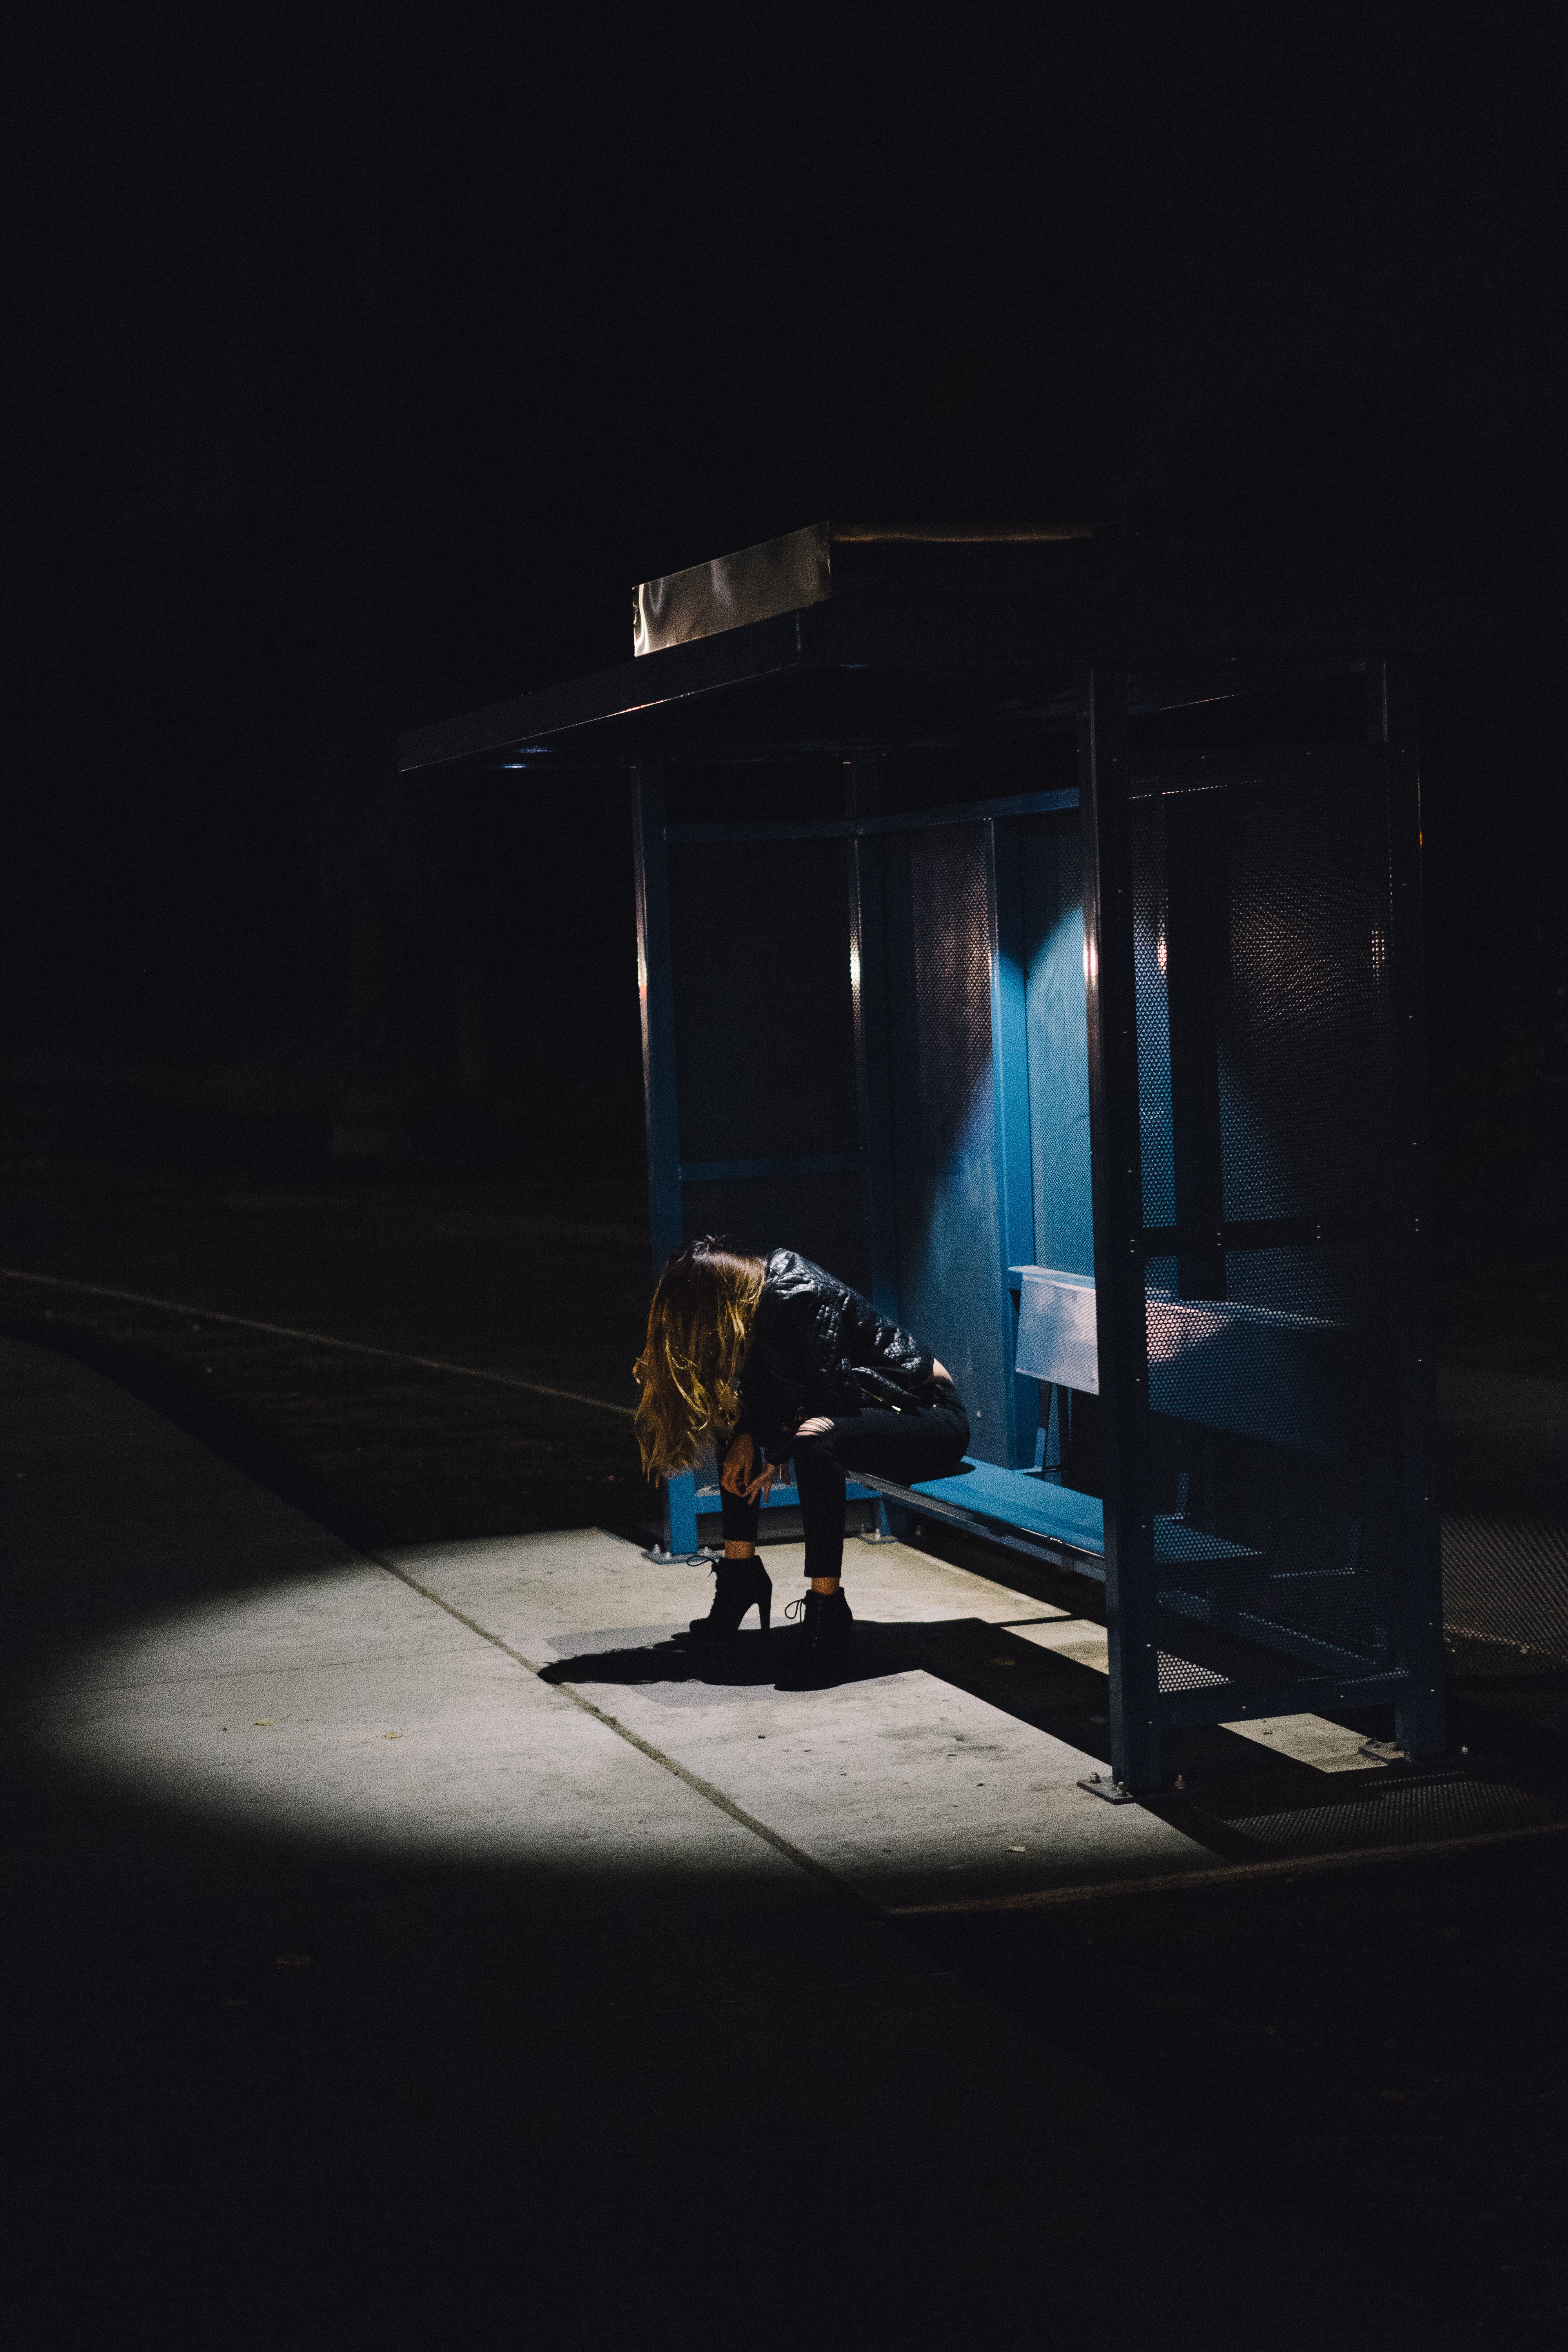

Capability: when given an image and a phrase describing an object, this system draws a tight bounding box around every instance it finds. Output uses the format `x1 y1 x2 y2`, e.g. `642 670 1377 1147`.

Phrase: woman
633 1237 969 1690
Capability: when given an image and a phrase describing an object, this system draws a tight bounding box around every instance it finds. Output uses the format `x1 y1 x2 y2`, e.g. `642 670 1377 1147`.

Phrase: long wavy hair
633 1236 766 1480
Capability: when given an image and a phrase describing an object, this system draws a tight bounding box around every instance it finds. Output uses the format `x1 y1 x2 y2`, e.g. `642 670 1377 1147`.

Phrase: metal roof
398 534 1493 776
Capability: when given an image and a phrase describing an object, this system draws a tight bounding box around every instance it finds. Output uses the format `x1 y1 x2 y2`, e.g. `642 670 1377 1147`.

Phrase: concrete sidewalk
378 1527 1216 1905
2 1337 1460 2350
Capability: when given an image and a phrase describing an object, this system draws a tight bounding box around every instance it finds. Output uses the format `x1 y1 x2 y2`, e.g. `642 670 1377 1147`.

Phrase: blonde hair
633 1238 766 1480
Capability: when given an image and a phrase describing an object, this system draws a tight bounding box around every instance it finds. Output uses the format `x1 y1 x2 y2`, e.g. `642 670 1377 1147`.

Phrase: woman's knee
790 1430 842 1487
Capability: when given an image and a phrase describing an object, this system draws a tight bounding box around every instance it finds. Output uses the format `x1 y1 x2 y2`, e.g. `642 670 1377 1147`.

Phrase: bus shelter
399 523 1479 1792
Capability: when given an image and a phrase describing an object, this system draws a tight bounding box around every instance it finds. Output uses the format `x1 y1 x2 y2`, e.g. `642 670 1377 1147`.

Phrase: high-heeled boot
688 1554 772 1642
774 1586 853 1690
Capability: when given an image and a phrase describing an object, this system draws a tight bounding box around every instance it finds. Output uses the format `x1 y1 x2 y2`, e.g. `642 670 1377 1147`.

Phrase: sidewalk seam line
364 1548 874 1908
0 1268 634 1419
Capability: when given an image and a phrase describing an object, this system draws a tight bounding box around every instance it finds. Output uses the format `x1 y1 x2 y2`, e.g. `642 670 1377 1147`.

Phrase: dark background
7 1 1566 1293
6 24 1568 2336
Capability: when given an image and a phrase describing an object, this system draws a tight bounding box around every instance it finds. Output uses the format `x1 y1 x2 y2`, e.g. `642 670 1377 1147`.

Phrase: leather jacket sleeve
734 1249 938 1464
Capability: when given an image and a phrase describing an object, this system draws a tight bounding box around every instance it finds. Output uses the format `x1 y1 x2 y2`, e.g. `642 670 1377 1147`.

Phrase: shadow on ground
544 1611 1122 1748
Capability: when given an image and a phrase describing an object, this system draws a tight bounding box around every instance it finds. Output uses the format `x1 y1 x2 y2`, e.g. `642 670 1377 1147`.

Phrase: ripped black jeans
720 1381 970 1583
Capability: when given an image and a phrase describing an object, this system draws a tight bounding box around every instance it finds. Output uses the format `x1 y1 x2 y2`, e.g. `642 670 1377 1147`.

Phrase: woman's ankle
724 1542 757 1560
809 1576 841 1595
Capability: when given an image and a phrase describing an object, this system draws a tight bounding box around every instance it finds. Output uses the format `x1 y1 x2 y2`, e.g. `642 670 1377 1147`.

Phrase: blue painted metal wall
1020 818 1094 1280
882 824 1012 1466
1131 803 1175 1231
987 820 1039 1466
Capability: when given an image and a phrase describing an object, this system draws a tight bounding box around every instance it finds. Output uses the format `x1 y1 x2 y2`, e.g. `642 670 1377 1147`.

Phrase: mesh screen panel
1137 770 1411 1706
883 826 1010 1460
1132 801 1175 1227
668 837 858 1165
1221 1771 1564 1857
1220 784 1396 1224
1224 1243 1359 1322
1443 1511 1568 1661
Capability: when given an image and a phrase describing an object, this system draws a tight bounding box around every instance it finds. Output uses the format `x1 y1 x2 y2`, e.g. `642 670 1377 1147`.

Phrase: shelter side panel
1126 771 1419 1715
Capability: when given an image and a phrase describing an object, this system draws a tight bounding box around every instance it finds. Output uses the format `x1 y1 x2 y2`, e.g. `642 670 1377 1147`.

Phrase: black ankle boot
774 1587 853 1690
688 1555 772 1642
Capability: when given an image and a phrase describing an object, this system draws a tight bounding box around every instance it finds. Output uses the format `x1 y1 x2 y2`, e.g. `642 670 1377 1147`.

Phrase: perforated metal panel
1220 1769 1564 1857
1134 768 1415 1708
1132 800 1175 1229
883 825 1010 1461
1020 814 1094 1278
1220 785 1396 1226
1443 1511 1568 1661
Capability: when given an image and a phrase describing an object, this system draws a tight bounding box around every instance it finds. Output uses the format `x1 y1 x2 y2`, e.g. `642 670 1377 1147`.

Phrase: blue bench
857 1455 1109 1575
855 1262 1282 1581
856 1456 1260 1581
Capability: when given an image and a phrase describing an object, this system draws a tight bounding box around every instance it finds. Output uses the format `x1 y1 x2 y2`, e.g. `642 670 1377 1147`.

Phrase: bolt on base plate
1078 1773 1137 1805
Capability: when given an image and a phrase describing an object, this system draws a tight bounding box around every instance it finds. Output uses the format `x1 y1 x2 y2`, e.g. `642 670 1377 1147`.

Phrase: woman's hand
729 1421 799 1496
720 1434 755 1496
721 1433 779 1503
722 1420 831 1506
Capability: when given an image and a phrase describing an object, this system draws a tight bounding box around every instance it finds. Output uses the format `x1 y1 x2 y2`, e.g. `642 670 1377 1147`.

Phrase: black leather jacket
735 1249 940 1464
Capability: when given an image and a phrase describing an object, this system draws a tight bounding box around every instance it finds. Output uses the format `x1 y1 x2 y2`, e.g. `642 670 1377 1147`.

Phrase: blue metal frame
1080 668 1163 1793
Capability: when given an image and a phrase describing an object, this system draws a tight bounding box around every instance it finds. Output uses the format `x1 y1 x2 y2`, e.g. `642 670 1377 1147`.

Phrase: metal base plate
1078 1774 1138 1805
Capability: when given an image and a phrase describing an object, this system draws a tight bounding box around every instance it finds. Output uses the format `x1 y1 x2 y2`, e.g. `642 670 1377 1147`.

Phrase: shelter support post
632 759 697 1556
1372 661 1446 1757
1080 668 1161 1791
